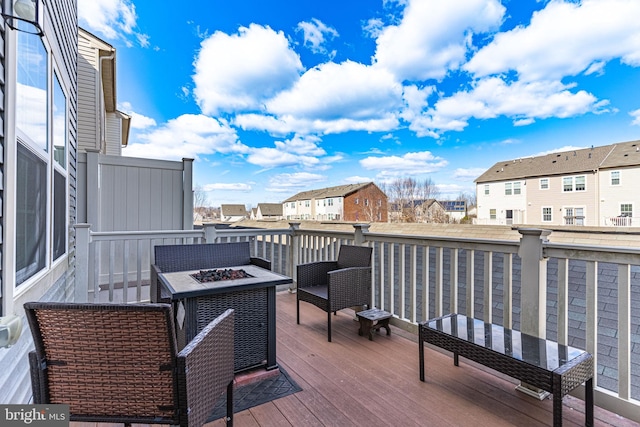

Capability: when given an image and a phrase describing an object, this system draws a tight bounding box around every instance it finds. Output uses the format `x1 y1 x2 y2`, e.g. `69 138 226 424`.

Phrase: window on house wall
505 183 512 195
563 175 586 192
540 178 549 190
52 73 68 261
489 209 496 220
513 182 521 195
542 207 552 222
620 204 632 217
15 31 51 286
575 176 585 191
563 177 573 192
355 198 359 204
611 171 620 185
564 207 585 225
484 185 489 195
305 200 310 207
328 198 333 206
364 199 369 206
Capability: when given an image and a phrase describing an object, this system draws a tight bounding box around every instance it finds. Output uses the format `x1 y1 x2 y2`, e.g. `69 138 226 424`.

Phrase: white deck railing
74 222 640 423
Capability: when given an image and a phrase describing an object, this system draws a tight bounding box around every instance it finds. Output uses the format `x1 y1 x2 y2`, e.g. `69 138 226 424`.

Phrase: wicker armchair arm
327 266 372 311
297 261 338 288
177 308 235 427
28 351 46 404
250 256 271 270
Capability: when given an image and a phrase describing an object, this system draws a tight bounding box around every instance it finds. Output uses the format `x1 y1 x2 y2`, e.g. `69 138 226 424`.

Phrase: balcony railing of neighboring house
604 215 637 227
74 222 640 423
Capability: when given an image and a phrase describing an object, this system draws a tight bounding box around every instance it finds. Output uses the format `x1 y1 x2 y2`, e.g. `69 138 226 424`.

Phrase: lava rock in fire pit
191 268 254 283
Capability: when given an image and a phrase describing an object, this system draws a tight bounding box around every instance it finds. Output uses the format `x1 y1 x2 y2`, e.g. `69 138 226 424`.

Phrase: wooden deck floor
74 290 636 427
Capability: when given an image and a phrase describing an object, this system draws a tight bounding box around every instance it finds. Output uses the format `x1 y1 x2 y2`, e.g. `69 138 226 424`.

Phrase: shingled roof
475 140 640 184
283 182 373 202
257 203 283 216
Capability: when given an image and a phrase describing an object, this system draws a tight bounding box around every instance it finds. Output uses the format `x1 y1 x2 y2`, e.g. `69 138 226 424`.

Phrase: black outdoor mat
208 367 302 422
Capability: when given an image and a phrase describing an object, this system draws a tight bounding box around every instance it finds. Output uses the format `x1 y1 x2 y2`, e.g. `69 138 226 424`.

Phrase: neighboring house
388 199 446 223
78 28 130 155
283 182 388 222
221 204 248 222
441 200 467 222
0 0 79 403
475 141 640 226
256 203 283 220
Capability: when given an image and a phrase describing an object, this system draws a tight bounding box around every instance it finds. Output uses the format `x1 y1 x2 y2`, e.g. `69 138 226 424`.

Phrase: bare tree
193 185 209 221
384 177 442 223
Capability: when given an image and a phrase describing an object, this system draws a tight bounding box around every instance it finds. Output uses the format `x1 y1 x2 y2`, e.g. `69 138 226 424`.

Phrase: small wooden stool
356 308 392 341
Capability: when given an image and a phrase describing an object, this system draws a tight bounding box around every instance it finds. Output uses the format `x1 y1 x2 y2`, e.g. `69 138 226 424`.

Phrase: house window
540 178 549 190
513 182 521 195
563 175 586 192
484 185 489 195
15 30 72 286
542 207 552 222
489 209 497 220
611 171 620 185
305 200 310 207
364 199 369 206
564 207 585 226
355 198 359 204
327 198 333 206
620 204 632 217
505 183 512 195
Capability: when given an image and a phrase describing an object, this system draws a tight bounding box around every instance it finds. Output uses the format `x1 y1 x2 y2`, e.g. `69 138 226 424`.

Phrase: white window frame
563 175 586 192
505 182 512 196
540 178 549 190
484 184 489 195
513 181 521 195
542 207 552 222
611 171 620 186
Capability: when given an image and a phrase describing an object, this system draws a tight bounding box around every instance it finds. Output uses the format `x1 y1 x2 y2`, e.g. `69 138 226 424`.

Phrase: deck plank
72 290 634 427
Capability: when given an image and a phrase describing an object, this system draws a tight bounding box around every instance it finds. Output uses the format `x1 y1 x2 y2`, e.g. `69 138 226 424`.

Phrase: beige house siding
599 166 640 225
77 33 99 152
105 112 122 155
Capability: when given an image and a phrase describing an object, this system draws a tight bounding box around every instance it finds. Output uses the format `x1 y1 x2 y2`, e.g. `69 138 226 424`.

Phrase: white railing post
289 222 301 289
203 223 217 243
353 223 370 245
517 228 551 338
74 224 91 303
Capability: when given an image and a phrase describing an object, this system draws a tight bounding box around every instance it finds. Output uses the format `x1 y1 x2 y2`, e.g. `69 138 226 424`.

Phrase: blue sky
78 0 640 208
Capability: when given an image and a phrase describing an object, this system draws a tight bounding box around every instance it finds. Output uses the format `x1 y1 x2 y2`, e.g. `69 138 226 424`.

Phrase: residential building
78 28 130 155
388 199 446 223
221 204 248 222
1 0 79 403
441 200 467 222
283 182 388 222
255 203 283 220
475 140 640 226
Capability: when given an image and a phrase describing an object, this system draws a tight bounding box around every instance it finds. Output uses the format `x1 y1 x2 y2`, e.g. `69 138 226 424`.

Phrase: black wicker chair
25 302 235 427
296 244 373 342
150 241 271 303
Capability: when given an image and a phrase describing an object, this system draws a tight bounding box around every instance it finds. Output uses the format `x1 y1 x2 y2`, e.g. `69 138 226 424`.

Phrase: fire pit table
159 264 292 372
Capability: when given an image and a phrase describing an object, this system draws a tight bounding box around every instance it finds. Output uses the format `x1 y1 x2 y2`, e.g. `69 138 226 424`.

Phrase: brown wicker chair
24 302 235 427
150 241 271 303
296 245 373 342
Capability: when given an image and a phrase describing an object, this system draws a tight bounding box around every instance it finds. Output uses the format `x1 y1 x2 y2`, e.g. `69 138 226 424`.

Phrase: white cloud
373 0 505 81
630 108 640 126
245 135 331 169
78 0 148 47
465 0 640 81
266 172 326 193
360 151 449 177
203 183 252 192
297 18 339 56
345 176 373 183
263 60 402 134
123 114 246 160
409 78 608 137
193 24 304 115
453 168 486 180
119 102 157 129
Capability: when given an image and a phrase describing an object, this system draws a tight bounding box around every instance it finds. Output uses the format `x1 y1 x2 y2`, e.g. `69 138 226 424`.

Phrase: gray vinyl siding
0 0 78 404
